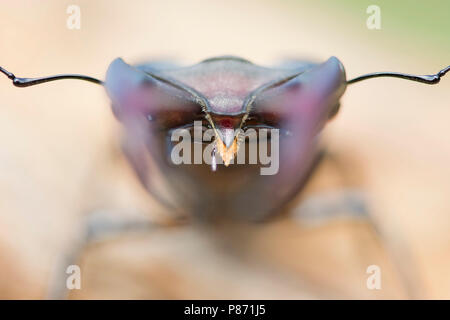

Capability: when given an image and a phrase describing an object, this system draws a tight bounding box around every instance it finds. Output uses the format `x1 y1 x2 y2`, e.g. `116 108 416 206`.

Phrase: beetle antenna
0 66 103 87
347 65 450 85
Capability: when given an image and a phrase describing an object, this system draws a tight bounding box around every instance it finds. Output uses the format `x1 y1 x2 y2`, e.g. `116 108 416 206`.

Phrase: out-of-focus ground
0 0 449 299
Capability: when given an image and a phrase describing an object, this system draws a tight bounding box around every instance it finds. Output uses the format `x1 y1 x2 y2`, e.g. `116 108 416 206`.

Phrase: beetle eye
241 123 292 141
148 106 204 131
239 125 274 143
187 122 214 144
167 121 214 144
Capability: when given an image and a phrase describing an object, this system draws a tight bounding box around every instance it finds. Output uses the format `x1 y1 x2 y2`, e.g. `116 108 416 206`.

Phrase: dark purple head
105 56 347 221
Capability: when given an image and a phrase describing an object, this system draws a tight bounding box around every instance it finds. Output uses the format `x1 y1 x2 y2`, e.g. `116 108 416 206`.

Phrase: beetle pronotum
1 57 449 220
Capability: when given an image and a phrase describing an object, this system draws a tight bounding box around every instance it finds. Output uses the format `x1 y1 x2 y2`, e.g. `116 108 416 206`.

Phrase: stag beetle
1 57 448 221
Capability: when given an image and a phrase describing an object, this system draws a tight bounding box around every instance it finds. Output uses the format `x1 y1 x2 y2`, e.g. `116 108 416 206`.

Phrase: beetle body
105 56 346 220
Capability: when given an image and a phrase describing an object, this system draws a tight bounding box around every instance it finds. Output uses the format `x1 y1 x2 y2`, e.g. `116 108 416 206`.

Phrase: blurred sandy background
0 0 449 299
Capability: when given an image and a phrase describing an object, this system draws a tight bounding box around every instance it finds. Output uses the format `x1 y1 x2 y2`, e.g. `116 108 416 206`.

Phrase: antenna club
0 66 15 80
438 65 450 78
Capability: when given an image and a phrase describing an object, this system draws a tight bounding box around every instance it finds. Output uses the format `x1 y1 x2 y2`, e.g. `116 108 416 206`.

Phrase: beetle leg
292 189 423 298
292 189 374 227
46 210 179 299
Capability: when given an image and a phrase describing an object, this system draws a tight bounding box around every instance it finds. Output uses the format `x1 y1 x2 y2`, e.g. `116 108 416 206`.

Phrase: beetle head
105 56 346 221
